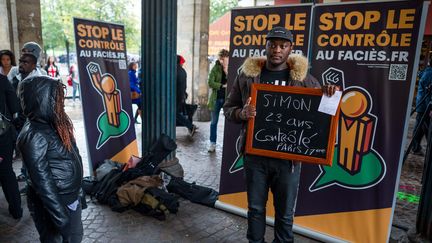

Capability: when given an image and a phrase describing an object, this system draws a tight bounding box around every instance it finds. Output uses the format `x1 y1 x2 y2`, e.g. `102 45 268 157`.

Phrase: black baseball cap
266 27 294 43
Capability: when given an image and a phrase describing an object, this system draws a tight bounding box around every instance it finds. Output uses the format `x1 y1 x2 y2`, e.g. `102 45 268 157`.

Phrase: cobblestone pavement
0 99 424 242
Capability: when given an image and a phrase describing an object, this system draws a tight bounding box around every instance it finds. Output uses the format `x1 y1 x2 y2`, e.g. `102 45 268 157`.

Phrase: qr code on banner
119 60 126 70
389 64 408 80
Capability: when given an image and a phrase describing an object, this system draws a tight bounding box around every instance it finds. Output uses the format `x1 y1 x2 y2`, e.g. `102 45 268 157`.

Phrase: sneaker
188 125 197 137
208 143 216 153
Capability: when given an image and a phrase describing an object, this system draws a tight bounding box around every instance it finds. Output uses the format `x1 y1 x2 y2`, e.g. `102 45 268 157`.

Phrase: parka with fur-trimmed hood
223 54 320 124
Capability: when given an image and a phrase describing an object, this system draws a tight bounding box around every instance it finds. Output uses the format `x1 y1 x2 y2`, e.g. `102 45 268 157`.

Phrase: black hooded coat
17 76 83 230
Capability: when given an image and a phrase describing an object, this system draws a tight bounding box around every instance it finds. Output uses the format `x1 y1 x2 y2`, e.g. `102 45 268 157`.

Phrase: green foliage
41 0 141 55
210 0 238 23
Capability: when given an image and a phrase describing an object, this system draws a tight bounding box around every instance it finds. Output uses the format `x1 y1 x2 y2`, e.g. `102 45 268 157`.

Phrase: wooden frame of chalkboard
245 83 340 166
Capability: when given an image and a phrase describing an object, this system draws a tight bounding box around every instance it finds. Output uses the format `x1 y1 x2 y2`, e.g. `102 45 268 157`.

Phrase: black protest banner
293 1 428 243
73 18 138 168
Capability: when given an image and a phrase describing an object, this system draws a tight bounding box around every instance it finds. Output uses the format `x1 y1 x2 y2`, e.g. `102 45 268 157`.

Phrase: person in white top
0 50 16 77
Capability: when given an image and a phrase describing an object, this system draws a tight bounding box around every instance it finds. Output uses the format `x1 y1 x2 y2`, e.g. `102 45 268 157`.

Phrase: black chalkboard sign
245 84 339 165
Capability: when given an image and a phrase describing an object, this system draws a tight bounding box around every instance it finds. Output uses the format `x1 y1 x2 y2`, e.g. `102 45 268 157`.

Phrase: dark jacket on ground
17 76 83 231
223 54 320 151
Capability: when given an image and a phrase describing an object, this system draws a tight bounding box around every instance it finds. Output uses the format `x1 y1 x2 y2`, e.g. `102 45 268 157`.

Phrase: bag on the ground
82 176 98 196
166 177 219 207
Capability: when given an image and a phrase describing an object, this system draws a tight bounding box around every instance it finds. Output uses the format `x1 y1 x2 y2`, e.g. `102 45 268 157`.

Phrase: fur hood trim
240 54 309 81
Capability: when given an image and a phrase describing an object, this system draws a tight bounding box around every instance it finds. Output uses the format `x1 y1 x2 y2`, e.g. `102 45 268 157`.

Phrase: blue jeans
244 156 300 243
210 98 225 143
72 82 80 101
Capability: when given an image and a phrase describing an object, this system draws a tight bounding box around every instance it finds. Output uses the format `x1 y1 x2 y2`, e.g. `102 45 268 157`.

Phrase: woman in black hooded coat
18 76 84 243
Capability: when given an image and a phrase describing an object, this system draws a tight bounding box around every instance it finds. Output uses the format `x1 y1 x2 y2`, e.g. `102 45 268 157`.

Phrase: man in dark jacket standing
0 74 22 219
223 27 338 242
11 42 44 183
176 55 197 137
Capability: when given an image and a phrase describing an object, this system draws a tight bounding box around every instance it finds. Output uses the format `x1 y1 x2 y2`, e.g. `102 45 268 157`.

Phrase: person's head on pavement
265 26 294 71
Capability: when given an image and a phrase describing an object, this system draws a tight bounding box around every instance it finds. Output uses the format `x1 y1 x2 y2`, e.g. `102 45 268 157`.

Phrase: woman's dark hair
218 49 229 58
0 49 17 66
128 62 137 71
53 82 75 151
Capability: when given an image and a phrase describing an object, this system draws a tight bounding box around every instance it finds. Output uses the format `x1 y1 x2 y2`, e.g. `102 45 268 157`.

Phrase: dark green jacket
207 61 225 111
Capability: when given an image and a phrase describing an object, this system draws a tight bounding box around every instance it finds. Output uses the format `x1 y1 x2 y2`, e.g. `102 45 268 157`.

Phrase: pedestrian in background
412 55 432 155
70 64 80 103
0 49 16 77
44 56 60 78
224 27 338 242
10 42 45 182
207 49 229 152
18 76 84 243
176 55 197 137
128 61 142 123
0 74 22 220
8 42 47 82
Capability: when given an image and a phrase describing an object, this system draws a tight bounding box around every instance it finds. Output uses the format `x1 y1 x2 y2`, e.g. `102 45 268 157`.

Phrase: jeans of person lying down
244 155 301 243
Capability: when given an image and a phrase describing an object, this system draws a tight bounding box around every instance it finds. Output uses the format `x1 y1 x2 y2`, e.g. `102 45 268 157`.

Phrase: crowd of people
0 42 84 242
3 25 429 243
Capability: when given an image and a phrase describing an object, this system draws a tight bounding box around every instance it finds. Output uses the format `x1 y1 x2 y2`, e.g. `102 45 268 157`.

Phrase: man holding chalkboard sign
224 27 338 243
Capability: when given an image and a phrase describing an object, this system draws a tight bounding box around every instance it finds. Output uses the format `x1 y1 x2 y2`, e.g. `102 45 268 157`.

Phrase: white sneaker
208 143 216 153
